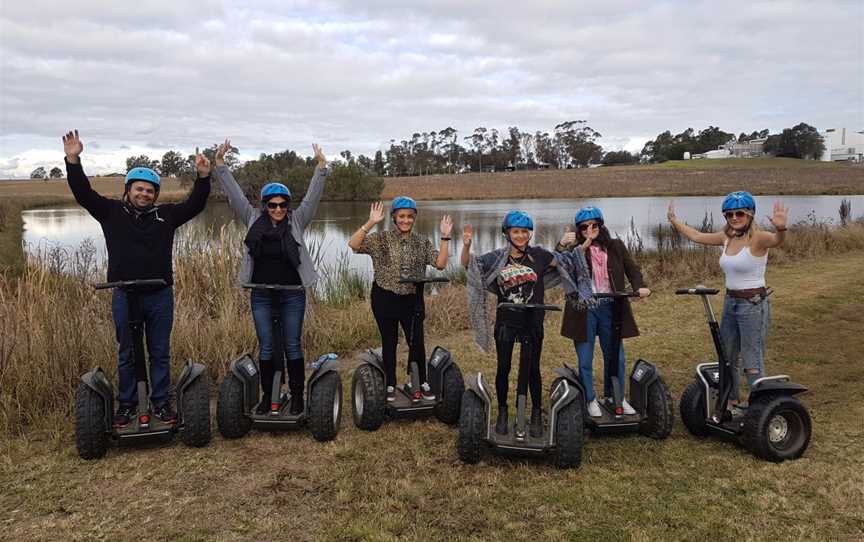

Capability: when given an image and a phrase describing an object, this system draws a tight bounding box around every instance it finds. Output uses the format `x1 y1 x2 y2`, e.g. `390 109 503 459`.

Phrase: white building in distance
821 128 864 162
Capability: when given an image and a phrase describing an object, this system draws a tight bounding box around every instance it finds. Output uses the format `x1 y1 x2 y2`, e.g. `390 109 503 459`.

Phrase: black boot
288 358 305 415
257 358 273 414
495 408 508 435
529 408 543 438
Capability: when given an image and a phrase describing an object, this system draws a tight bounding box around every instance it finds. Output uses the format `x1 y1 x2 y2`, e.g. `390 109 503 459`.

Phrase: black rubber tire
180 371 212 448
309 371 343 442
351 364 385 431
217 374 252 439
639 376 674 439
74 382 109 460
553 395 584 469
743 394 812 462
434 364 465 425
457 390 485 464
679 380 709 437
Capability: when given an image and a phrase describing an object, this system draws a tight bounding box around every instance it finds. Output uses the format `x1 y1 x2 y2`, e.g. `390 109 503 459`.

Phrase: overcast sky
1 0 862 177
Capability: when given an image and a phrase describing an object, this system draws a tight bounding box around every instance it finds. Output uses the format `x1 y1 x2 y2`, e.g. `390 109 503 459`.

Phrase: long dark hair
575 223 613 248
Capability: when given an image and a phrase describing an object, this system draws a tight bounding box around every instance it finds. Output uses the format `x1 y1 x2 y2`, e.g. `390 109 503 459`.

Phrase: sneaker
529 409 543 438
621 398 637 415
412 390 422 403
386 386 396 402
587 399 602 418
421 382 435 401
289 394 304 415
153 403 177 424
113 405 136 428
495 410 508 435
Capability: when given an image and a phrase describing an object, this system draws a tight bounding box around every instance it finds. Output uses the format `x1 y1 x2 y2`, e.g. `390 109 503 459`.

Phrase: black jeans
371 283 427 388
494 323 543 410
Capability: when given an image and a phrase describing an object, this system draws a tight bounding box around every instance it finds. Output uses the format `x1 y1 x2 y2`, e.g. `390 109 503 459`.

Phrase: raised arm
349 202 385 252
170 147 212 227
434 215 452 270
753 201 788 250
667 201 726 246
213 139 256 225
62 130 112 221
460 224 473 268
293 144 329 230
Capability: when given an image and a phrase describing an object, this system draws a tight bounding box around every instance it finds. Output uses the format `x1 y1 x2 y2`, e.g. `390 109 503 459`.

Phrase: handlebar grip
95 279 167 290
398 276 451 284
242 283 305 291
593 291 640 299
675 287 720 295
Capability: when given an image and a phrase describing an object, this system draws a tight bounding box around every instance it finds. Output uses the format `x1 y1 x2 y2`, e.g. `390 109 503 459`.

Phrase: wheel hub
767 414 789 443
353 379 364 417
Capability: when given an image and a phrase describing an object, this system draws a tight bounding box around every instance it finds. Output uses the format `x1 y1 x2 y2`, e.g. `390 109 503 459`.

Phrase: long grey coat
213 164 329 288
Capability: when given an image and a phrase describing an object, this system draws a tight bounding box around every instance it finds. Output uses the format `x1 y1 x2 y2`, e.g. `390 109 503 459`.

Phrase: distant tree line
641 122 825 162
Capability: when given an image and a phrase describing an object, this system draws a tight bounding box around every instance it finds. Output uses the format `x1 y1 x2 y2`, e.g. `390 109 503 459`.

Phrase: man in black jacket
62 130 211 427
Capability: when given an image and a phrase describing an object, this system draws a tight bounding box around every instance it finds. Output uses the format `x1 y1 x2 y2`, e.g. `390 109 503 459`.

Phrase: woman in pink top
555 206 650 418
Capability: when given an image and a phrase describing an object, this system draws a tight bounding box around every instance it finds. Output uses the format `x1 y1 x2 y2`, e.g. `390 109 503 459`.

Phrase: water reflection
23 194 864 279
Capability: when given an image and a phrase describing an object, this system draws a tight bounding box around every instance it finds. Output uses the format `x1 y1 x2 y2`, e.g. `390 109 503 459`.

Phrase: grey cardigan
213 164 329 288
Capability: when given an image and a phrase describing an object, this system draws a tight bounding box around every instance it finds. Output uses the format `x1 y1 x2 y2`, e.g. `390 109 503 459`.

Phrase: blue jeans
720 295 771 402
574 301 627 403
250 289 306 361
112 286 174 408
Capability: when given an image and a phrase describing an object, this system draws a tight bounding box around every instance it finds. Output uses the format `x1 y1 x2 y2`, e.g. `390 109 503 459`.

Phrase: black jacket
65 159 210 285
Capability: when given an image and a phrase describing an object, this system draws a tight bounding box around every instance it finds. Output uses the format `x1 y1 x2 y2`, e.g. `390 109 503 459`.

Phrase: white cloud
0 0 861 177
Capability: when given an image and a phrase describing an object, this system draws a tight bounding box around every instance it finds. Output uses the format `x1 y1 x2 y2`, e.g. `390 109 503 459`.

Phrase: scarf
244 211 301 270
466 246 595 352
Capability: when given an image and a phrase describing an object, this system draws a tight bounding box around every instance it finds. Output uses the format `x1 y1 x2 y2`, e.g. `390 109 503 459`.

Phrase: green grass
2 252 863 541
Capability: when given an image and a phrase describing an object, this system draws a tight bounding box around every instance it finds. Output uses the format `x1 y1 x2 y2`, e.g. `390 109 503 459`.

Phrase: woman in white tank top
667 192 788 407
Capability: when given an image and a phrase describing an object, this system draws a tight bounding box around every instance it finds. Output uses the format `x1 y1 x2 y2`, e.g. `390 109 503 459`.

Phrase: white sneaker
421 382 435 401
587 399 602 417
386 386 396 402
621 398 636 415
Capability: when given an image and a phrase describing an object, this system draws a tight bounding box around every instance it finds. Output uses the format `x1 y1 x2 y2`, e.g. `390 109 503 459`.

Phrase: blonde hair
723 210 759 241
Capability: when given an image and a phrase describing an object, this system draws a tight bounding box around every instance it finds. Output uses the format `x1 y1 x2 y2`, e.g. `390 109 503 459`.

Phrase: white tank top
719 239 767 290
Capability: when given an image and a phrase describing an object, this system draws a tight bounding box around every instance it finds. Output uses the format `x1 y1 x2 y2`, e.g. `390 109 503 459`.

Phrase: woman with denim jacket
668 192 788 407
213 139 328 415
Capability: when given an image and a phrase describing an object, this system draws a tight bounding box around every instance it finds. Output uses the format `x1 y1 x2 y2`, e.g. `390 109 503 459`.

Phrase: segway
676 286 812 462
352 276 464 431
458 303 585 469
74 279 212 460
216 283 342 442
558 291 674 438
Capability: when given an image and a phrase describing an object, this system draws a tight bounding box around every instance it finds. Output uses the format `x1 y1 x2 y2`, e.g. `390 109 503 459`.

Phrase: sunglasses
578 223 599 232
724 210 750 220
266 201 289 210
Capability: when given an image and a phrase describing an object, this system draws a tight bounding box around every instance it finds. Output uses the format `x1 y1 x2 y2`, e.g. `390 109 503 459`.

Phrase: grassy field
2 248 863 540
382 158 864 201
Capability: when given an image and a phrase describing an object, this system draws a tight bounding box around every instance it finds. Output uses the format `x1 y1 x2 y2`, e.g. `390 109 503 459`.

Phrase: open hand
767 201 788 231
369 201 385 224
462 224 473 246
313 143 327 168
215 138 231 167
62 130 83 164
560 230 576 246
195 147 211 177
440 215 453 237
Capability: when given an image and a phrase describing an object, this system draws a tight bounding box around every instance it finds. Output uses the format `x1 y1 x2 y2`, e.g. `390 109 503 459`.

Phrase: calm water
22 195 863 278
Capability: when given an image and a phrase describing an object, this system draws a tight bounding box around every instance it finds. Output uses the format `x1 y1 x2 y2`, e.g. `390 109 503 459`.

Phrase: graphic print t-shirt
494 247 555 328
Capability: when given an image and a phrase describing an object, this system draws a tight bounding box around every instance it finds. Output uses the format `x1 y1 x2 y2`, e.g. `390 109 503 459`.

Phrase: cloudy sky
1 0 862 177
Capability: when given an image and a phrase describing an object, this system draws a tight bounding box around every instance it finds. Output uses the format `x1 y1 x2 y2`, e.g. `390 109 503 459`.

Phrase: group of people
62 130 788 431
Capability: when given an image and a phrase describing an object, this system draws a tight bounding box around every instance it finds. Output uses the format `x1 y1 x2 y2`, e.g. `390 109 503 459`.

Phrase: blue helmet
260 182 291 201
391 196 417 214
125 167 161 191
501 210 534 232
722 191 756 212
574 206 603 225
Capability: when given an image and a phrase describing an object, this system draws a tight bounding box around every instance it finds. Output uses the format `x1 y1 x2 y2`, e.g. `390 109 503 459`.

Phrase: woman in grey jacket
213 139 328 415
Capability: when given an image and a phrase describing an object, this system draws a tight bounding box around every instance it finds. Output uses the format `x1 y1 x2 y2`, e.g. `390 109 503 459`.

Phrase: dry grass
382 159 864 201
2 250 863 541
0 176 188 205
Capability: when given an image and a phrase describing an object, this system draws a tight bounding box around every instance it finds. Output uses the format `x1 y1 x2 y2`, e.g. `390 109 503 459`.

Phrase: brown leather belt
726 287 769 300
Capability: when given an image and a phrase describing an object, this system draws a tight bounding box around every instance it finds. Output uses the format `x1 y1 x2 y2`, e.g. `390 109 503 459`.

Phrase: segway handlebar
242 283 305 291
593 291 642 299
398 276 450 285
94 279 167 290
675 286 720 296
497 302 562 312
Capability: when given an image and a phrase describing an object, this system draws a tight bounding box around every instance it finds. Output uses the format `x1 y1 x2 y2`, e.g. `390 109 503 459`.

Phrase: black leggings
494 325 543 410
371 284 427 388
